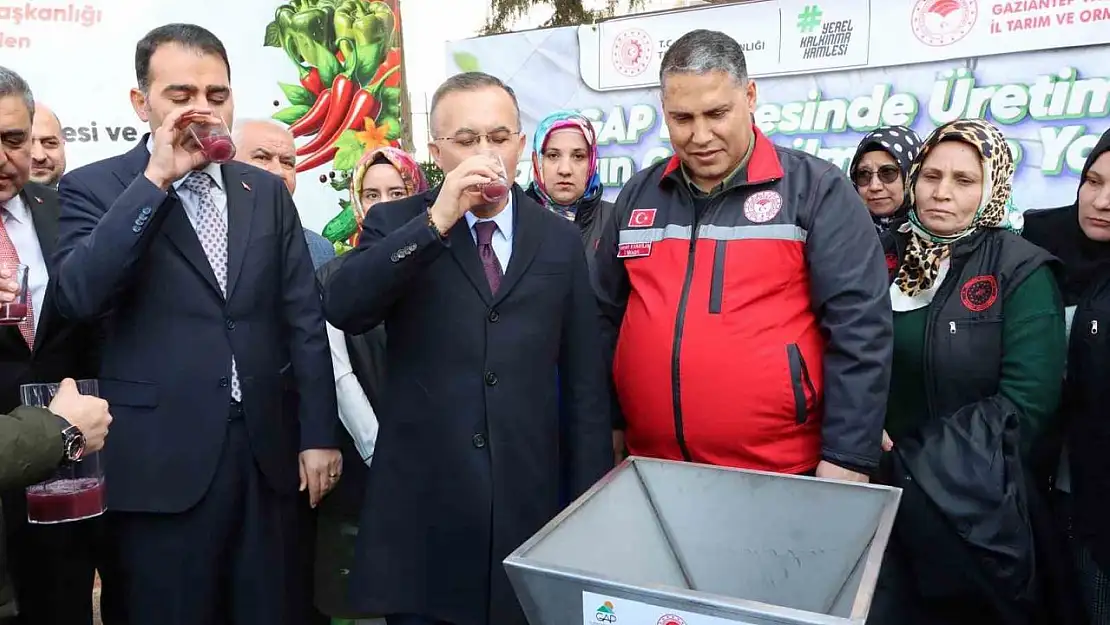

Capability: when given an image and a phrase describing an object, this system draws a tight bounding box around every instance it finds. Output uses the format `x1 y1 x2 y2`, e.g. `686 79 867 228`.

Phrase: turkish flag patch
628 208 656 228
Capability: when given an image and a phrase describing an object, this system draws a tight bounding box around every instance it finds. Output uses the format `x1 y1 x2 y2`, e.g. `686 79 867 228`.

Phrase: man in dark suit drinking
324 72 613 625
53 24 340 624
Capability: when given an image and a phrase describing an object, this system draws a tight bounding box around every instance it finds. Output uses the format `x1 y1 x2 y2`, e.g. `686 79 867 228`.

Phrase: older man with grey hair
232 117 335 269
595 30 892 481
0 64 111 625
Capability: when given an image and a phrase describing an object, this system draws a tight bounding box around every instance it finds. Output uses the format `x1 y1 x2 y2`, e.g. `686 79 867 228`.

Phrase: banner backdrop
447 0 1110 210
2 0 409 240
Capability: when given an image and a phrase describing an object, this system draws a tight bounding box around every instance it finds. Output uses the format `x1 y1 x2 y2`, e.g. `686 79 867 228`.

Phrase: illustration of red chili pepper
289 88 332 137
296 73 355 156
300 67 324 95
295 145 339 173
368 48 401 88
295 88 380 173
337 88 382 134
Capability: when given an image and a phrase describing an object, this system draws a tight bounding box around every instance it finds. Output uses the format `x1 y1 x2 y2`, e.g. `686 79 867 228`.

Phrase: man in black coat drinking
323 71 614 625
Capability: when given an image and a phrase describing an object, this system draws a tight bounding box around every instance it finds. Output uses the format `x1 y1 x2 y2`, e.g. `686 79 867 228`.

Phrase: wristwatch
58 420 86 464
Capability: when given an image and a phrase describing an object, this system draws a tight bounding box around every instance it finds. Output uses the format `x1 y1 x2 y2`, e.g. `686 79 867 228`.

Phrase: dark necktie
474 221 503 293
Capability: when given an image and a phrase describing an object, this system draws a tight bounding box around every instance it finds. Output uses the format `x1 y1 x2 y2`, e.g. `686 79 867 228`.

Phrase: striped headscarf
529 111 603 220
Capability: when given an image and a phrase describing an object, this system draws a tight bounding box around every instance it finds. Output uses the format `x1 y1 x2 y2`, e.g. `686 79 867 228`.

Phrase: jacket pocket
709 240 726 314
98 379 159 408
786 344 816 425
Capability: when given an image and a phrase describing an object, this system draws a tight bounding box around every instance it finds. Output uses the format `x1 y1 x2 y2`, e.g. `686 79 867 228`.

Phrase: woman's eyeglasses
853 165 901 187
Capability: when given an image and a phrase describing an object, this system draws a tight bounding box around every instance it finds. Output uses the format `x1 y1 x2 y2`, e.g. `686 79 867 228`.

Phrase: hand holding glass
22 380 106 524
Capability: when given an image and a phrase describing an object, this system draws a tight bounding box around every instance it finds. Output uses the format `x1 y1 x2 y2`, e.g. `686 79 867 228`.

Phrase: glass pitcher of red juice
21 379 106 524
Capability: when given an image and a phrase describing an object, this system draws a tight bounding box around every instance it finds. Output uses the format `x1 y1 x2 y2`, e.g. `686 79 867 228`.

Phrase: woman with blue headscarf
525 110 614 275
527 111 623 478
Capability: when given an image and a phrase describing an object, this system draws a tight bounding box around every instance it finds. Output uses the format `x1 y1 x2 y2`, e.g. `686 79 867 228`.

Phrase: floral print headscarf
351 146 428 218
895 118 1021 297
528 111 603 220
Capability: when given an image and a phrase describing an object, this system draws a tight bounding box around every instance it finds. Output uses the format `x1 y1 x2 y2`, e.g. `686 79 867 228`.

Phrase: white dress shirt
326 321 378 465
464 196 514 270
2 194 48 334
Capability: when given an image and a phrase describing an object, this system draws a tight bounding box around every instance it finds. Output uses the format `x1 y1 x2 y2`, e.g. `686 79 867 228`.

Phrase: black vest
883 227 1058 421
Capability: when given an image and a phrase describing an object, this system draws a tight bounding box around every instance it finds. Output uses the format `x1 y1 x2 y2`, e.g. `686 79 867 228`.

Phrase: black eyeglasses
853 165 901 187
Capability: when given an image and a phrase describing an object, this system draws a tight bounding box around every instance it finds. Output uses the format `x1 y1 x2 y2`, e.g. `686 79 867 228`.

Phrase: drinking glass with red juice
0 263 29 325
187 116 236 164
21 380 106 524
479 151 510 203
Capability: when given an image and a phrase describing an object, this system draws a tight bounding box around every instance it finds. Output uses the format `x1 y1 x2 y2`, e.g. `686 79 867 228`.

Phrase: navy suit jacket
54 138 338 513
323 186 612 625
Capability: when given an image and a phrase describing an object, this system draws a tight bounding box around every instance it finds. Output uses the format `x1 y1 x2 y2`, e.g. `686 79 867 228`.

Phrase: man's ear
130 88 150 123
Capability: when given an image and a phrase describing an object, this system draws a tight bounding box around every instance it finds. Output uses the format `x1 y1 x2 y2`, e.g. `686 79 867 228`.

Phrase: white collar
145 135 224 191
464 193 515 239
1 193 29 224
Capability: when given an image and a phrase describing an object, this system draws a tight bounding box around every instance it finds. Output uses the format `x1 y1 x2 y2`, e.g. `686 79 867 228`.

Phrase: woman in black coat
525 110 623 474
1024 127 1110 625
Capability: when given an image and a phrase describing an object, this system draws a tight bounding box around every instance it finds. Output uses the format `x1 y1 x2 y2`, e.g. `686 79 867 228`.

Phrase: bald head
232 119 297 193
30 103 65 187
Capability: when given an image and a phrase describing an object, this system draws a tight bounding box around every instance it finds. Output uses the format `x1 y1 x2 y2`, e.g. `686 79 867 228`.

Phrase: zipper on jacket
670 194 714 462
1092 320 1099 335
708 240 726 314
786 344 816 425
950 321 957 334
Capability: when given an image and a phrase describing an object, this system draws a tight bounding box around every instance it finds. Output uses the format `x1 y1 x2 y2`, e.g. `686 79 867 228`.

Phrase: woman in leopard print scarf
872 118 1068 625
894 118 1022 297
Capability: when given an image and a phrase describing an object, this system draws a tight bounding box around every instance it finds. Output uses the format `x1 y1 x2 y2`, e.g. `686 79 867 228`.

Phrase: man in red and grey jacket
595 30 893 482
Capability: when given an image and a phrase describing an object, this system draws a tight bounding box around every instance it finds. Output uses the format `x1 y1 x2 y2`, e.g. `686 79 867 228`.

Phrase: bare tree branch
481 0 644 35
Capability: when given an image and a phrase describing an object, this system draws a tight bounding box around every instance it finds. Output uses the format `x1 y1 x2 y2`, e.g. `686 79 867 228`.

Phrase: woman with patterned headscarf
868 119 1067 625
849 125 924 233
349 146 429 246
314 145 427 623
524 110 614 273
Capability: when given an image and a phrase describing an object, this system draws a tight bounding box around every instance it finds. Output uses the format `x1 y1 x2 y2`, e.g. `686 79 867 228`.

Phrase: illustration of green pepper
334 0 394 49
275 1 337 64
334 1 395 85
336 38 381 88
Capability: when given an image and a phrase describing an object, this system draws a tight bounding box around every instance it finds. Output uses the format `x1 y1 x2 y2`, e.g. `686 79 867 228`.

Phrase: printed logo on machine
656 615 687 625
593 600 617 623
911 0 978 47
612 28 653 77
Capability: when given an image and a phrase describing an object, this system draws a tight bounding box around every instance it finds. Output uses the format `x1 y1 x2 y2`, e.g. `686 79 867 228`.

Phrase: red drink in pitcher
26 478 106 524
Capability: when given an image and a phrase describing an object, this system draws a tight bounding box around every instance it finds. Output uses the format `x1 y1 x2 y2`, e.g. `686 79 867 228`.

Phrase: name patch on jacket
628 208 656 228
617 242 652 258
